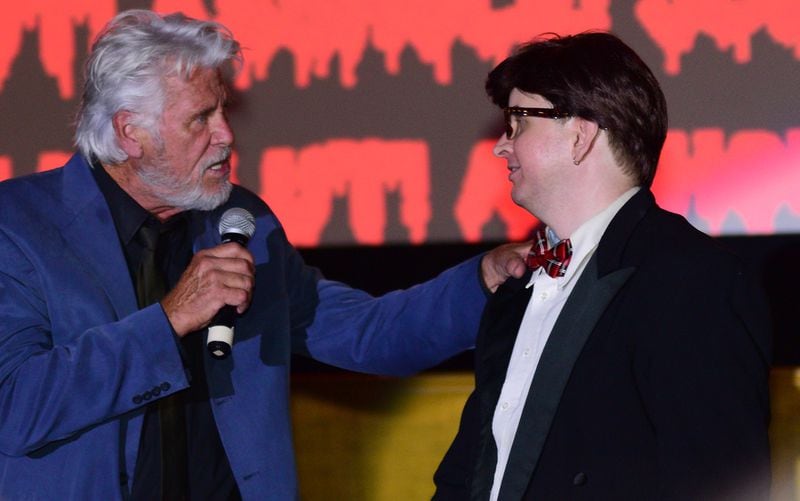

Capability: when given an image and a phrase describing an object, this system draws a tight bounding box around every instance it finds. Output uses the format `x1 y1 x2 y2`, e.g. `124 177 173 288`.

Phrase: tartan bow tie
526 229 573 278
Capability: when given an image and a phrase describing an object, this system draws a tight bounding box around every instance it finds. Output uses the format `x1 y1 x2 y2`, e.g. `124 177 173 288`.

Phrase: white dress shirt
489 187 639 500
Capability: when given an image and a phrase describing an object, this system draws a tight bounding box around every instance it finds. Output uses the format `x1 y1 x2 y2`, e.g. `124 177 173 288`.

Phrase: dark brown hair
486 32 667 187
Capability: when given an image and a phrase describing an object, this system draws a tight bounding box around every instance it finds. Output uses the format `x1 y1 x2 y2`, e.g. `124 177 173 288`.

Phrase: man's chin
182 180 233 211
202 182 234 210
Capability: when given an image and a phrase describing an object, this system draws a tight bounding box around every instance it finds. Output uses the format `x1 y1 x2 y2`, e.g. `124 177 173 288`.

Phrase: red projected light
636 0 800 75
152 0 611 88
0 0 797 244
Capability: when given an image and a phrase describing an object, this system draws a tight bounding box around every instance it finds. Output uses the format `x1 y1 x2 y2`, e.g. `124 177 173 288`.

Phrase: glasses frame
503 106 571 139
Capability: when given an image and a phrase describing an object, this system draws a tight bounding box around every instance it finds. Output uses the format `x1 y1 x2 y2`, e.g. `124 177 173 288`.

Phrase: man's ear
112 111 145 159
571 117 600 166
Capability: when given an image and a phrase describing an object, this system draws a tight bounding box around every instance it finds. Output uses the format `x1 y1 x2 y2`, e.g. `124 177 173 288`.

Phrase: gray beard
136 164 233 212
136 143 234 211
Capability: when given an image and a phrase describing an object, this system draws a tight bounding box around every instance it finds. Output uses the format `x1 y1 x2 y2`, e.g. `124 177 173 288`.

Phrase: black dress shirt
91 162 240 500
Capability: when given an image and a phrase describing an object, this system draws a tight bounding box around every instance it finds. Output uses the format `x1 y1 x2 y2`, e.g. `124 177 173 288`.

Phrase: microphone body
207 208 256 359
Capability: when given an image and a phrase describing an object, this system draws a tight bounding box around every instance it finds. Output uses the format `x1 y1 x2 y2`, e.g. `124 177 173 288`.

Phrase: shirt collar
527 186 640 289
90 158 151 247
90 158 188 243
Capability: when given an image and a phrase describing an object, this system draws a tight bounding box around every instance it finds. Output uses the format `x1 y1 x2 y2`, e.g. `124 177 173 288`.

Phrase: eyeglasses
503 106 570 139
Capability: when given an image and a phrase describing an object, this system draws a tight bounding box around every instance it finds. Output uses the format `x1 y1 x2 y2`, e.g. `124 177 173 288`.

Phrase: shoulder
613 205 761 328
639 205 743 272
0 168 67 236
620 204 771 361
598 190 746 283
0 153 93 233
223 184 277 220
0 169 64 209
597 189 739 276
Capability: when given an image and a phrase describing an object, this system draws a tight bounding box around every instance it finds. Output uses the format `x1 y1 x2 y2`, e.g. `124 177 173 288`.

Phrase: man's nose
493 134 512 158
212 113 234 147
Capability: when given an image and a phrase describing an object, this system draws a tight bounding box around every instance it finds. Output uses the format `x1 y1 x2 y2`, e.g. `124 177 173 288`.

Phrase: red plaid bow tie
526 229 573 278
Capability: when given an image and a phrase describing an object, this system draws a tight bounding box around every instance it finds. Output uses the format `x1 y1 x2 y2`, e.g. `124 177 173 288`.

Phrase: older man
0 10 525 500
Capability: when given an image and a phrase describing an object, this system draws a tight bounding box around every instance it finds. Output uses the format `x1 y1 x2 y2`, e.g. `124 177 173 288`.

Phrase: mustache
206 147 232 169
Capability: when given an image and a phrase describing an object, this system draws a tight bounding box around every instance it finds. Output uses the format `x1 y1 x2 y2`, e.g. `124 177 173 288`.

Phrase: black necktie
134 223 188 500
135 224 166 307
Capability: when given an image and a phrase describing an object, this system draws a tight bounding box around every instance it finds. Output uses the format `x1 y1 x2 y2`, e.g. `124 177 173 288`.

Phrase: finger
514 241 533 258
193 250 255 278
197 243 255 268
161 255 255 335
507 257 527 279
220 269 255 308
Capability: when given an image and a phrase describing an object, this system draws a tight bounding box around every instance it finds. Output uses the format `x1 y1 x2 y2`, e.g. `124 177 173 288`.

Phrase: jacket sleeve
285 240 488 376
636 258 772 500
0 229 189 457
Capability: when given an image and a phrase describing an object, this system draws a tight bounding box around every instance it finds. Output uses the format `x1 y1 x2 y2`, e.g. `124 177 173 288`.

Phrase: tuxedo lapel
496 255 634 499
468 274 533 500
475 273 534 403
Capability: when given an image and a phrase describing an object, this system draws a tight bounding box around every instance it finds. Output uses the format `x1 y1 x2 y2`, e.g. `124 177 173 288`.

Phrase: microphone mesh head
218 208 256 239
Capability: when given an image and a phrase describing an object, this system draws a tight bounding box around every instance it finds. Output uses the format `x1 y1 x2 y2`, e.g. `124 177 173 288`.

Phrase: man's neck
545 183 638 239
102 162 183 222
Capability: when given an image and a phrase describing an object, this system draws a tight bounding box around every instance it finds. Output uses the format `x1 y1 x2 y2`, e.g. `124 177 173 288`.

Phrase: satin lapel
57 155 138 319
497 255 635 500
469 274 533 501
475 274 534 403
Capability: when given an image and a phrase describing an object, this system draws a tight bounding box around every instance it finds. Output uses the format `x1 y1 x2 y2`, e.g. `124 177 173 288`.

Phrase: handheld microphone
207 207 256 359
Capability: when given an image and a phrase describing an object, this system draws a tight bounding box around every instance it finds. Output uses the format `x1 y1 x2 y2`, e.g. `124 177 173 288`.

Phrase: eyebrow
195 98 227 119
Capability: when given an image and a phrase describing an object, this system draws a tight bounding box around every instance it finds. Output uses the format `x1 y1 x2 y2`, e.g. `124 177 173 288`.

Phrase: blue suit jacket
0 154 486 500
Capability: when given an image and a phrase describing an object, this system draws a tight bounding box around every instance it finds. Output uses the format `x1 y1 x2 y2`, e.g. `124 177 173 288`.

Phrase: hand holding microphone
161 208 256 359
207 208 256 359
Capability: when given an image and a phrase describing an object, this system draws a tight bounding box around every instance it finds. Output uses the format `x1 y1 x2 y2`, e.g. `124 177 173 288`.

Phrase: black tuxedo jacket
434 190 771 500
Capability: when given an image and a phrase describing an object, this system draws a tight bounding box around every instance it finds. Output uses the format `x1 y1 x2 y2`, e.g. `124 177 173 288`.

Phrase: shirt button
523 348 531 357
501 402 510 410
540 292 548 300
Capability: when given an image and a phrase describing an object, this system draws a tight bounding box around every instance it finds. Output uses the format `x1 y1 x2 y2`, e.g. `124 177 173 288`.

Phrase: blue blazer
0 154 486 500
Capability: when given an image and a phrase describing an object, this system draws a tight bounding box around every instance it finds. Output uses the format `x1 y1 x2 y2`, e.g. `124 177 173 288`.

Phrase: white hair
74 10 242 164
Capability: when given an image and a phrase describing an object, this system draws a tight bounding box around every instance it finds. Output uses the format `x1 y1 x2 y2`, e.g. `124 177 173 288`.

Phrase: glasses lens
504 108 514 139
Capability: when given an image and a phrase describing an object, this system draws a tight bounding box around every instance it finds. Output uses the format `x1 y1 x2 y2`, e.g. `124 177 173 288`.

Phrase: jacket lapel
468 273 533 499
57 154 138 319
496 256 634 499
475 273 534 404
55 154 145 489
